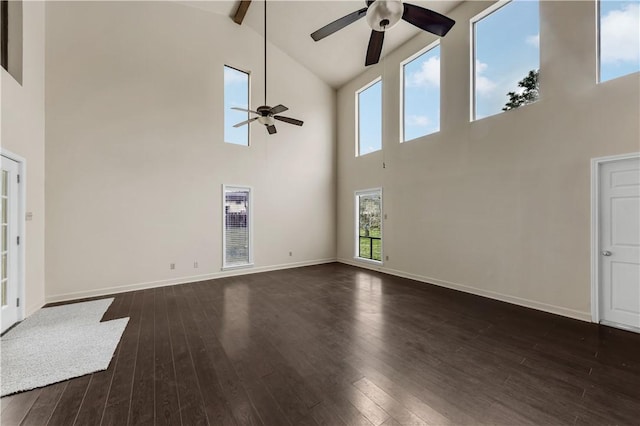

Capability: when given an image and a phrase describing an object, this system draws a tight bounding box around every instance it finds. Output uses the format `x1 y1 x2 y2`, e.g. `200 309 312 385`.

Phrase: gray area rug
1 298 129 397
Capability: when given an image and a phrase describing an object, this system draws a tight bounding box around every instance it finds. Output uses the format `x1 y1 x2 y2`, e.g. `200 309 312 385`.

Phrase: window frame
470 0 542 121
222 184 254 270
354 187 383 265
400 40 441 143
355 77 383 157
223 64 251 147
596 0 640 83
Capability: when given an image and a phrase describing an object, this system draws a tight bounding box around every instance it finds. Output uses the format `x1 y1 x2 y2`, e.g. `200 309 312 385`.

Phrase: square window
224 65 250 146
472 0 540 120
356 78 382 156
402 42 440 142
599 0 640 83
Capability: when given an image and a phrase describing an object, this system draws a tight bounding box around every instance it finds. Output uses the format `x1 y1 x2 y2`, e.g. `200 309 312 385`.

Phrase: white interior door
599 157 640 331
1 156 20 333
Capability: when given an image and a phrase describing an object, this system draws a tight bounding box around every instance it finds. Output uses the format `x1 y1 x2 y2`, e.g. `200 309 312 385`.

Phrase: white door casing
1 155 21 333
594 154 640 331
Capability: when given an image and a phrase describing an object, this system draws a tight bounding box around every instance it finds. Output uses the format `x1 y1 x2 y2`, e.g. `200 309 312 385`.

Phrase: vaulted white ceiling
182 0 462 88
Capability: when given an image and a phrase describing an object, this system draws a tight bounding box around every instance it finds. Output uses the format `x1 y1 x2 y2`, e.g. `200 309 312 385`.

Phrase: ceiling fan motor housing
256 106 275 125
366 0 404 31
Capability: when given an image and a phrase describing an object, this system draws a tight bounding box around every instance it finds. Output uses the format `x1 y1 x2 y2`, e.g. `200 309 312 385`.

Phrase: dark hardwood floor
2 263 640 425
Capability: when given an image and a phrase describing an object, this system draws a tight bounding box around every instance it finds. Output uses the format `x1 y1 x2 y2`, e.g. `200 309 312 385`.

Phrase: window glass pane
224 188 250 266
403 44 440 141
357 192 382 261
224 66 249 146
474 0 540 119
599 0 640 82
358 80 382 156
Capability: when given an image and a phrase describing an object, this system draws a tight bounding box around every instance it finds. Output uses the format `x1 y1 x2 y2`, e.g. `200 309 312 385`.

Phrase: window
598 0 640 83
472 0 540 120
223 185 252 268
224 65 250 146
356 78 382 156
402 42 440 142
355 188 382 263
1 0 23 84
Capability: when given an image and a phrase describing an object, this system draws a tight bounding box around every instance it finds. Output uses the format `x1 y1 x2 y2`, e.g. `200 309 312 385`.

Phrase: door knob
601 250 612 256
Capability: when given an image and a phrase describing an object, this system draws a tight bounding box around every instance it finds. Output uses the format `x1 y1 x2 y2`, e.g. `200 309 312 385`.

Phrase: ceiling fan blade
310 7 368 41
267 125 277 135
231 107 260 115
402 3 455 37
270 104 289 115
365 30 385 66
233 117 259 128
274 115 303 126
232 0 252 25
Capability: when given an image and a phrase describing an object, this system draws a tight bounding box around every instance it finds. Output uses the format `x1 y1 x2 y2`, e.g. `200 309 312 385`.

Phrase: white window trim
355 77 382 157
222 184 254 270
354 187 383 265
469 0 512 122
595 0 602 83
400 40 441 143
224 64 252 147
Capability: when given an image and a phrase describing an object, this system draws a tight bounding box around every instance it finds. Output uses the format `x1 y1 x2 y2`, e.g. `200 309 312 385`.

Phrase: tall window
472 0 540 120
402 42 441 142
356 78 382 156
224 65 250 146
355 189 382 263
223 185 252 268
599 0 640 83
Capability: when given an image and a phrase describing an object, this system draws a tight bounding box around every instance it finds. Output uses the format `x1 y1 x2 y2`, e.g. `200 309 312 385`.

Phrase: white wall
1 1 46 316
45 1 336 302
337 1 640 320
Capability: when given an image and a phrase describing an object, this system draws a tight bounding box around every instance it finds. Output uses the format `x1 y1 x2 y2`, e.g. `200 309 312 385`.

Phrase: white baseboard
25 299 45 318
338 258 592 322
45 258 337 304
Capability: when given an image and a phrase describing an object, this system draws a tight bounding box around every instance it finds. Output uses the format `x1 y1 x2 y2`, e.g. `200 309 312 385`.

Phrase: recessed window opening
355 188 382 263
224 65 250 146
471 0 540 120
356 78 382 157
223 185 252 268
401 41 441 142
598 0 640 83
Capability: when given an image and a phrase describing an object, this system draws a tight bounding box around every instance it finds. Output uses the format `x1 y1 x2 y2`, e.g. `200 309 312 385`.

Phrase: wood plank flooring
2 263 640 425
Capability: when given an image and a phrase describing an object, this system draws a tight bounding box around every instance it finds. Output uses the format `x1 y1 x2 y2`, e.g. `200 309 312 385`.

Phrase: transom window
598 0 640 83
355 188 382 263
356 78 382 156
402 42 441 142
472 0 540 120
224 65 250 146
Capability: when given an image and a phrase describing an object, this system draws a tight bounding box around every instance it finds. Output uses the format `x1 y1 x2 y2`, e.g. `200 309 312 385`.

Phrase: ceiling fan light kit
366 0 403 31
311 0 456 66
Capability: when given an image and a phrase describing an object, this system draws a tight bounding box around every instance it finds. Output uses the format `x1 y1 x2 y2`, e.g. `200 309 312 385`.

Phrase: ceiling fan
231 0 303 135
310 0 455 66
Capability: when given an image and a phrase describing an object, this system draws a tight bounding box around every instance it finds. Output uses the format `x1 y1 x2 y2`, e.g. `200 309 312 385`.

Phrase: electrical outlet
194 261 198 268
289 251 293 256
170 263 175 270
385 255 389 261
384 214 387 220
